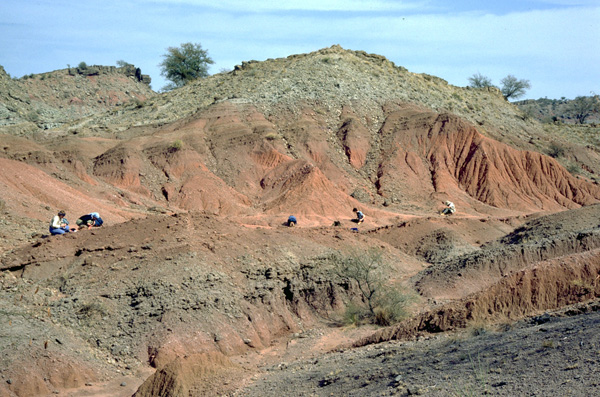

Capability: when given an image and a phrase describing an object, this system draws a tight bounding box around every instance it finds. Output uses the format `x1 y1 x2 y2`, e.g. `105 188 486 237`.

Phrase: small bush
542 340 555 349
168 140 184 152
78 61 88 70
130 98 144 109
468 323 489 337
373 287 412 326
341 302 369 326
566 162 581 175
77 302 106 318
451 92 463 101
547 142 565 158
116 60 133 67
520 105 535 121
26 111 40 123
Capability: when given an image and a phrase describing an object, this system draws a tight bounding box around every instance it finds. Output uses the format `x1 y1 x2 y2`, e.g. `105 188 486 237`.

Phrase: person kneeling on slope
76 212 104 230
49 210 73 235
287 215 297 227
440 201 456 215
353 208 365 224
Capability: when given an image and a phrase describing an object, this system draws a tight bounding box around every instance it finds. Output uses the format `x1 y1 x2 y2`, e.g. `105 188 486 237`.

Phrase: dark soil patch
237 301 600 396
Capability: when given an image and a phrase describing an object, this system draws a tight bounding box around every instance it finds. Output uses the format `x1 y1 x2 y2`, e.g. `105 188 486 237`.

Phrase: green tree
567 95 600 124
500 74 531 100
468 73 493 88
159 42 214 91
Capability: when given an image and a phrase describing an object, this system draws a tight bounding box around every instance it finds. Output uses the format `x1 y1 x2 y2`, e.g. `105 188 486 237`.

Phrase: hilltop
0 63 154 133
0 45 599 396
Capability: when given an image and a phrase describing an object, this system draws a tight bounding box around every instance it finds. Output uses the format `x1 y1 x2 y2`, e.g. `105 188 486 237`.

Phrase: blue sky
1 0 598 99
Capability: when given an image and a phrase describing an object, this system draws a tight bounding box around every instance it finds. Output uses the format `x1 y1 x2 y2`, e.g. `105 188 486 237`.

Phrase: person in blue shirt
287 215 297 227
76 212 104 230
353 208 365 224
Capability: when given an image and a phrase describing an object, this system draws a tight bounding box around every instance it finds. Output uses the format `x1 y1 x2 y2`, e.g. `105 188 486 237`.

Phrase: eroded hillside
1 46 599 397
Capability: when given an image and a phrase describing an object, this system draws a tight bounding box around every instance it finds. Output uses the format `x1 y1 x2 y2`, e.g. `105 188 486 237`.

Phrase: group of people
49 210 103 235
285 208 366 228
285 200 455 229
53 201 453 235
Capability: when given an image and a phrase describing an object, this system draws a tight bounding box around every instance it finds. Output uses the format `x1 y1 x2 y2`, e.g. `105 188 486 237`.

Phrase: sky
1 0 598 100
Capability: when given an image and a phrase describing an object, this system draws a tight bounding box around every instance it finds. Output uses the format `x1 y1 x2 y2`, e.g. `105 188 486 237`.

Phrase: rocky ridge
0 64 154 133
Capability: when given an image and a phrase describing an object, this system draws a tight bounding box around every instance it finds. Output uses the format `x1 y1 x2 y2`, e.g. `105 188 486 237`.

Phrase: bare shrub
331 248 412 326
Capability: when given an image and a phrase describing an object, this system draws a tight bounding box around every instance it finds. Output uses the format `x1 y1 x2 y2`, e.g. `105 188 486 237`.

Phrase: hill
1 45 599 396
0 63 154 134
515 95 600 125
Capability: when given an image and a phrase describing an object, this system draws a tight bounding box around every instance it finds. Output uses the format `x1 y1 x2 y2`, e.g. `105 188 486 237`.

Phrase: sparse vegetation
331 248 412 326
4 44 600 397
520 104 536 121
25 110 40 123
467 321 490 337
515 96 600 125
566 162 581 175
468 73 493 88
567 95 600 124
77 302 107 319
168 139 184 152
116 60 133 68
542 339 555 349
129 98 144 109
547 141 565 158
452 354 490 396
264 132 279 141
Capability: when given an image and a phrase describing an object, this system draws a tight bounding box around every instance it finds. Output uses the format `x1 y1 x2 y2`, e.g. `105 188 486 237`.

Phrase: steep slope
374 103 600 213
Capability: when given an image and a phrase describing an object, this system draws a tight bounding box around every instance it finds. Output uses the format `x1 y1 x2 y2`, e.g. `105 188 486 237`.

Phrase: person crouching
49 210 73 235
76 212 104 230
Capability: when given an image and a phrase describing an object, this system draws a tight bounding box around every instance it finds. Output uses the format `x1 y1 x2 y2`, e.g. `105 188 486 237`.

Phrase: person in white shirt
49 210 73 235
441 201 456 215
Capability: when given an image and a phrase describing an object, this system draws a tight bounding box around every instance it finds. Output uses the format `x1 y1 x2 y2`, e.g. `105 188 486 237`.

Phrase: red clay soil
2 101 600 396
2 102 599 229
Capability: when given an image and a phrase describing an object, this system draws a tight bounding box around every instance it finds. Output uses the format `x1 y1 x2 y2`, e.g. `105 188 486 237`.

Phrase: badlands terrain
1 45 600 396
